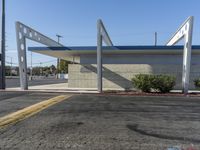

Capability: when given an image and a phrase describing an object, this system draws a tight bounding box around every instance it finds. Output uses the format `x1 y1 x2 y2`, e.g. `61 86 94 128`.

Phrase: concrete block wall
68 64 200 90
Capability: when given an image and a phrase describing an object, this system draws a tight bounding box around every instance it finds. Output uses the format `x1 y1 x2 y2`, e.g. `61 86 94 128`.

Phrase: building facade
29 45 200 90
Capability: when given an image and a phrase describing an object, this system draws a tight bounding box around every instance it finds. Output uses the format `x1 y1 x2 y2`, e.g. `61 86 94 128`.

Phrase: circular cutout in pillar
21 56 24 62
19 32 22 39
29 31 33 38
21 43 25 50
23 28 27 34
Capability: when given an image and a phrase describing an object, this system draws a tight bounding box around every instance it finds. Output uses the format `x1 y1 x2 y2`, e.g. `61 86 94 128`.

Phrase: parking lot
0 92 200 149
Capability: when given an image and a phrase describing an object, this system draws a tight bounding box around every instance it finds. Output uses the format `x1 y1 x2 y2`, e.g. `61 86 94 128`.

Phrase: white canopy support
166 16 194 94
97 19 113 93
16 21 63 90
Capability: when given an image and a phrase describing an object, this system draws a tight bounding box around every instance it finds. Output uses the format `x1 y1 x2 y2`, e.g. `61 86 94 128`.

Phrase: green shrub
132 74 176 93
151 75 176 93
194 78 200 89
131 74 154 92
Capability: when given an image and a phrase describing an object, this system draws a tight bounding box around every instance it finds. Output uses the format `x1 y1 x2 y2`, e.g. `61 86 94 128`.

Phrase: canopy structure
28 45 200 65
17 16 195 93
28 45 200 58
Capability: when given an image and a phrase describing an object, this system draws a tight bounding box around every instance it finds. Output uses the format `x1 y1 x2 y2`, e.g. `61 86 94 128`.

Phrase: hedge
132 74 176 93
194 78 200 89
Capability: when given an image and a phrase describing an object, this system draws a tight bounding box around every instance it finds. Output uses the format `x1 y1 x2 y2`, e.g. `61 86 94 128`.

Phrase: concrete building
29 45 200 90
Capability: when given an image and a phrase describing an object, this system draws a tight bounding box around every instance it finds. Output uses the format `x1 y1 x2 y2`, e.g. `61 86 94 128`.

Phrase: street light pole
0 0 5 89
56 34 62 79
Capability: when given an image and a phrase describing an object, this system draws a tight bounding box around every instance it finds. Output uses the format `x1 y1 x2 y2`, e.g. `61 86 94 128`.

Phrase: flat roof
28 45 200 60
29 45 200 51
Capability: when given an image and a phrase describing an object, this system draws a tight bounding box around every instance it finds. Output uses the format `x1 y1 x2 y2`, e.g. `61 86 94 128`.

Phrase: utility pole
56 34 62 79
56 34 62 44
0 0 5 89
6 56 12 78
10 57 12 77
154 32 157 46
40 62 42 76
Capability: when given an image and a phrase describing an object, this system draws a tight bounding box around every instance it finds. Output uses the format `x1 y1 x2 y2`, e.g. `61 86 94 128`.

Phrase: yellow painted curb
0 94 72 128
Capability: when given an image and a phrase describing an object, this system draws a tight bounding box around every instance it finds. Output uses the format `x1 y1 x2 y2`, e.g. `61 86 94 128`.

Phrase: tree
32 67 41 76
58 60 71 73
5 66 11 76
50 65 56 74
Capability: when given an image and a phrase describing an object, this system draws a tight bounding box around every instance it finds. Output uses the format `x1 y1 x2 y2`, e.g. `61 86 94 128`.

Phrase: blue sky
5 0 200 67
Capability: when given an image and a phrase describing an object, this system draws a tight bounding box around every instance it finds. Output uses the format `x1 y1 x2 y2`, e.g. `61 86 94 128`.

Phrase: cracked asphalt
1 93 200 149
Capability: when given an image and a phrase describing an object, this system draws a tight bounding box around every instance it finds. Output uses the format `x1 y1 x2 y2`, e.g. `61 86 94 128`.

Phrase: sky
4 0 200 67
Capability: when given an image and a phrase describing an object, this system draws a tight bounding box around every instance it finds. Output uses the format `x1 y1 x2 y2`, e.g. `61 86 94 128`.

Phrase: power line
45 31 173 39
32 59 57 65
5 59 57 66
5 61 17 65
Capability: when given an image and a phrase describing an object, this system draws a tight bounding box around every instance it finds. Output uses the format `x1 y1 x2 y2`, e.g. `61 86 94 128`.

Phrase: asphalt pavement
1 94 200 149
0 91 62 117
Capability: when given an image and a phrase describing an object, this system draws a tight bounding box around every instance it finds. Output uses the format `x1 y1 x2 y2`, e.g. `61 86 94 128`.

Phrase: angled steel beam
166 16 194 94
97 19 113 93
98 20 113 46
16 21 63 90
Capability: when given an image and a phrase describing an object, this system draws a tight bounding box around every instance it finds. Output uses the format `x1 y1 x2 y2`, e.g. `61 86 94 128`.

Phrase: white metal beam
98 20 113 46
97 19 113 93
166 16 194 94
16 21 63 90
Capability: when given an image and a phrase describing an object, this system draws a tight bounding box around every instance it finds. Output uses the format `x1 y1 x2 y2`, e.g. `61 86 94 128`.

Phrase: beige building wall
68 64 200 90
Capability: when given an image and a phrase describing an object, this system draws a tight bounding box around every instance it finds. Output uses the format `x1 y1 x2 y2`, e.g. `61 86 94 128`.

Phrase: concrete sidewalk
6 83 98 93
6 82 200 94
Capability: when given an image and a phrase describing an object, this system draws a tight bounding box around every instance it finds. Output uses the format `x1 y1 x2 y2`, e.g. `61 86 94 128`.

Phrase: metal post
16 22 63 90
166 16 194 94
97 20 102 93
56 34 62 78
0 0 5 89
96 19 113 93
182 18 193 94
155 32 157 46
